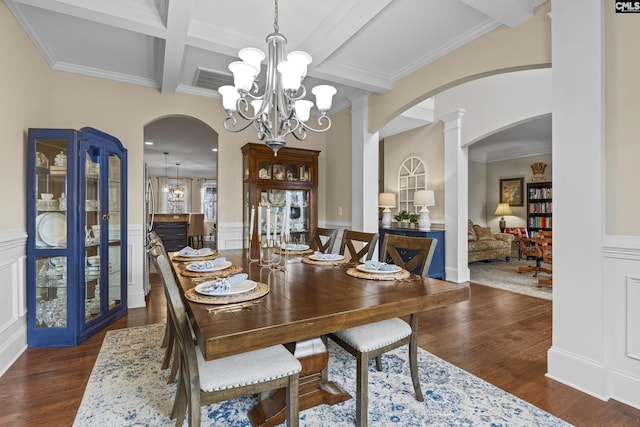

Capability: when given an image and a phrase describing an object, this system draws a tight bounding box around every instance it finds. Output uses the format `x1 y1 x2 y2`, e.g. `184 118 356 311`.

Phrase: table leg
247 337 352 427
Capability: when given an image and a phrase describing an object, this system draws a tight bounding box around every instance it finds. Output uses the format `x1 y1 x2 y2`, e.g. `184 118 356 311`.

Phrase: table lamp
494 202 513 233
413 190 435 230
378 193 396 227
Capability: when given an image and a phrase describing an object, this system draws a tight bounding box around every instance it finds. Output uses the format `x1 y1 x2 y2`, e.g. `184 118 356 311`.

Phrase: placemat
274 247 314 256
179 264 243 278
172 252 221 262
184 281 269 305
301 256 350 266
346 267 410 281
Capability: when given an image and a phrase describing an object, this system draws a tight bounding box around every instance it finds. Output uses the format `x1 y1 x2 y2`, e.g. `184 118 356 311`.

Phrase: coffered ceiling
6 0 548 176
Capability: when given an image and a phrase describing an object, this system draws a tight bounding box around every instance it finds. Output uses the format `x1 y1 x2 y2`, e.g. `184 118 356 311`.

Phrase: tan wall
468 161 487 224
605 6 640 235
324 108 352 223
368 2 551 133
383 122 445 222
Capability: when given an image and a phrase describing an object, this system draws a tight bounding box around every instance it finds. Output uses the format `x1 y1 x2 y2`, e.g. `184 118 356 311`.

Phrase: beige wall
368 2 551 133
383 122 445 222
605 6 640 235
324 108 352 223
468 161 487 224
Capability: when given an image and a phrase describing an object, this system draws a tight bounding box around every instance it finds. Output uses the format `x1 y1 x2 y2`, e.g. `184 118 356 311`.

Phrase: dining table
170 248 469 427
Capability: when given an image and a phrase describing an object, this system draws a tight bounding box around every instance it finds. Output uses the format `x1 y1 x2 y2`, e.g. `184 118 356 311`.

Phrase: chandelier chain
273 0 279 33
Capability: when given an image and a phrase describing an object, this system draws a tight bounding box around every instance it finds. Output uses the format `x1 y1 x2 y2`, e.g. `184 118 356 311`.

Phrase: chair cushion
196 345 301 392
332 318 411 352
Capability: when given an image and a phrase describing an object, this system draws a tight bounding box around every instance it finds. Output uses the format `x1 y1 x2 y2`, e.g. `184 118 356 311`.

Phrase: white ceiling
6 0 548 176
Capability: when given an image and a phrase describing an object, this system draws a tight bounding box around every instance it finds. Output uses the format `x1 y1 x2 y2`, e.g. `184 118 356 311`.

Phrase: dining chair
518 231 552 285
147 232 180 382
309 227 339 253
338 230 378 263
327 234 437 427
187 213 205 249
149 246 302 427
536 230 552 286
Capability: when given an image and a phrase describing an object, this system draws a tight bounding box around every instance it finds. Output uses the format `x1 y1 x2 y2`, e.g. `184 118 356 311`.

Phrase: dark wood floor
1 275 639 426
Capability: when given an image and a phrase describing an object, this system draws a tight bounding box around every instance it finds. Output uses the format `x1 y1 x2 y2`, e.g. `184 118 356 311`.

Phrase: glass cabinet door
33 137 69 330
84 147 101 322
259 189 310 245
107 153 122 313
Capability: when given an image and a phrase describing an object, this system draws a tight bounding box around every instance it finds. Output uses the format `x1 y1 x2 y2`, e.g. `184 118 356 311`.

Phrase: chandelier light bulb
312 85 337 112
277 60 304 91
229 61 257 91
218 85 240 112
287 51 312 77
238 47 265 75
294 100 313 122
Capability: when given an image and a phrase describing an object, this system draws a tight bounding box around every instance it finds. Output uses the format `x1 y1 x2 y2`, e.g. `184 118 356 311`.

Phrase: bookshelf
526 181 552 237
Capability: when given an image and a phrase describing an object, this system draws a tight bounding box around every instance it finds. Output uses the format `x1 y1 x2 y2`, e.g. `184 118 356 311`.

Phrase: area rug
469 258 552 300
74 324 570 427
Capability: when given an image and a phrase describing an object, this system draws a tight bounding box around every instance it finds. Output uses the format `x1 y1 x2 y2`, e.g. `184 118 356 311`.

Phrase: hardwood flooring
0 276 639 426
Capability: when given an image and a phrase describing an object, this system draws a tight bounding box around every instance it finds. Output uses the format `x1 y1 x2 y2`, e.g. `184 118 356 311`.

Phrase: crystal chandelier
218 0 336 155
171 163 184 199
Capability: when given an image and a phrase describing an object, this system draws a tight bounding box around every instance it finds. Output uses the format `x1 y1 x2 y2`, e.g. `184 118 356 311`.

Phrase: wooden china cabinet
241 143 319 257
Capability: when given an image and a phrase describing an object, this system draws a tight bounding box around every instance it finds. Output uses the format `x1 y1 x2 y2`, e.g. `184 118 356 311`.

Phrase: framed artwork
500 177 524 206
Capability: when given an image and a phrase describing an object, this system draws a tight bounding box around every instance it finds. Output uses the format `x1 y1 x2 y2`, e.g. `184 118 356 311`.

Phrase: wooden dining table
171 249 469 427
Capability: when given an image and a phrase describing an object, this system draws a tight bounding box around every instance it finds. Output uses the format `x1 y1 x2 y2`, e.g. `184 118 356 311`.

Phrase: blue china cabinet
27 127 128 347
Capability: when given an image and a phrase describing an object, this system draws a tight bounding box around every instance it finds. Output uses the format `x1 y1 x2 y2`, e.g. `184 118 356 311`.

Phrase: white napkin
313 251 340 260
200 273 248 293
364 260 397 271
178 246 214 256
189 257 226 271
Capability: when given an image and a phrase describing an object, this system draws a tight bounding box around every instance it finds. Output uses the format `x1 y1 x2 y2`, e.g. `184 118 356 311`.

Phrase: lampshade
378 193 396 208
413 190 435 207
494 202 513 216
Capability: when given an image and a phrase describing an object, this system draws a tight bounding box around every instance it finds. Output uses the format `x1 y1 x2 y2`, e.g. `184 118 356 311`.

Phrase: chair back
339 230 378 262
310 227 338 253
538 230 552 265
188 213 205 236
381 234 437 277
149 245 202 411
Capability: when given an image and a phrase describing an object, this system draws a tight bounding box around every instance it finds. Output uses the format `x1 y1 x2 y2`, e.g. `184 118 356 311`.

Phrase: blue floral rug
74 324 571 426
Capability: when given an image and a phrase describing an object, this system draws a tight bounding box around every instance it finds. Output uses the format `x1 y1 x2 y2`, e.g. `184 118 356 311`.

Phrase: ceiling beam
160 0 196 94
460 0 540 27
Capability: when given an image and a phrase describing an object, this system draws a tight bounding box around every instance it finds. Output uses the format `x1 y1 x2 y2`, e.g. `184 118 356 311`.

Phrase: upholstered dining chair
187 213 205 249
309 227 339 253
327 234 437 427
338 230 378 263
149 245 302 427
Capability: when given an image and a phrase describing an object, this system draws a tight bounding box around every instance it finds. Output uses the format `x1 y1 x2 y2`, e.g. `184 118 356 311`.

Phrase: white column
350 94 379 233
439 109 469 283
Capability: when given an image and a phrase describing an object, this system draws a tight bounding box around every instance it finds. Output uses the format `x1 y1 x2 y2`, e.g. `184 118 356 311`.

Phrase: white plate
194 279 257 296
186 260 232 272
38 212 66 247
309 254 344 261
35 213 47 247
286 244 310 251
356 264 402 274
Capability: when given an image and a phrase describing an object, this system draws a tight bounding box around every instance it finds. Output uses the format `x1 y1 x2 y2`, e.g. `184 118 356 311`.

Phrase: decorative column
439 109 469 283
350 94 380 234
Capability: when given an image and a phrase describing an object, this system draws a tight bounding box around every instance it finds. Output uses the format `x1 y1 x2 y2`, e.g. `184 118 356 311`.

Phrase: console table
379 226 446 279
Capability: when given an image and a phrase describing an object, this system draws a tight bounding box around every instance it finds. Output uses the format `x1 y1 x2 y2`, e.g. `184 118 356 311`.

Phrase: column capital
437 108 466 131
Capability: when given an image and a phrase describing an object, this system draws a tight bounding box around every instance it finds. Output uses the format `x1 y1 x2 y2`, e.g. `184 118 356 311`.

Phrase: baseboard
546 346 609 401
0 321 27 377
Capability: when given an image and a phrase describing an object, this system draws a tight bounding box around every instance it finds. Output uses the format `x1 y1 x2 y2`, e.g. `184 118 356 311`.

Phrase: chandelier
170 163 184 199
218 0 336 155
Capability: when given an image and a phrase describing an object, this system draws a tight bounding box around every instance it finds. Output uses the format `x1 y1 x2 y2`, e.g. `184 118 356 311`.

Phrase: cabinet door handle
102 214 110 221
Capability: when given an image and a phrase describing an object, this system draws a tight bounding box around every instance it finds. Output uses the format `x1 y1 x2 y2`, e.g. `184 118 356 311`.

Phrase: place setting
171 246 220 262
301 251 349 266
179 256 243 279
183 272 270 309
346 260 410 281
274 243 313 256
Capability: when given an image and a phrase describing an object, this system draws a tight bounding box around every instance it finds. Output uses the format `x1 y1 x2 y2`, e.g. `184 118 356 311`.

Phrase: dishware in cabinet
27 127 127 347
241 143 319 257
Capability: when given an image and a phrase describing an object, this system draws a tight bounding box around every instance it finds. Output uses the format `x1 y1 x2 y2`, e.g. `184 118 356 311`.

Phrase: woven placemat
184 281 269 305
301 256 350 266
172 253 221 262
274 247 314 256
346 267 410 281
180 264 243 278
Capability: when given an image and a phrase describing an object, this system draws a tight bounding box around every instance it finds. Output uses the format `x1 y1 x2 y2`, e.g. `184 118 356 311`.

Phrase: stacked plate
35 212 66 247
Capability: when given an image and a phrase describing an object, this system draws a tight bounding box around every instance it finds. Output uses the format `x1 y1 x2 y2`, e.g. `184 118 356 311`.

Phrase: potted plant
393 210 410 226
408 212 420 228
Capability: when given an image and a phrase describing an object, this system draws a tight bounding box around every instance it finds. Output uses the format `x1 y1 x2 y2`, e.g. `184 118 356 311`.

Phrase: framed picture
500 177 524 206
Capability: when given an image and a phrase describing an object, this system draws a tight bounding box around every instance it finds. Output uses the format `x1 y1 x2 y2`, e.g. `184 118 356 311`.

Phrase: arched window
397 157 427 212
